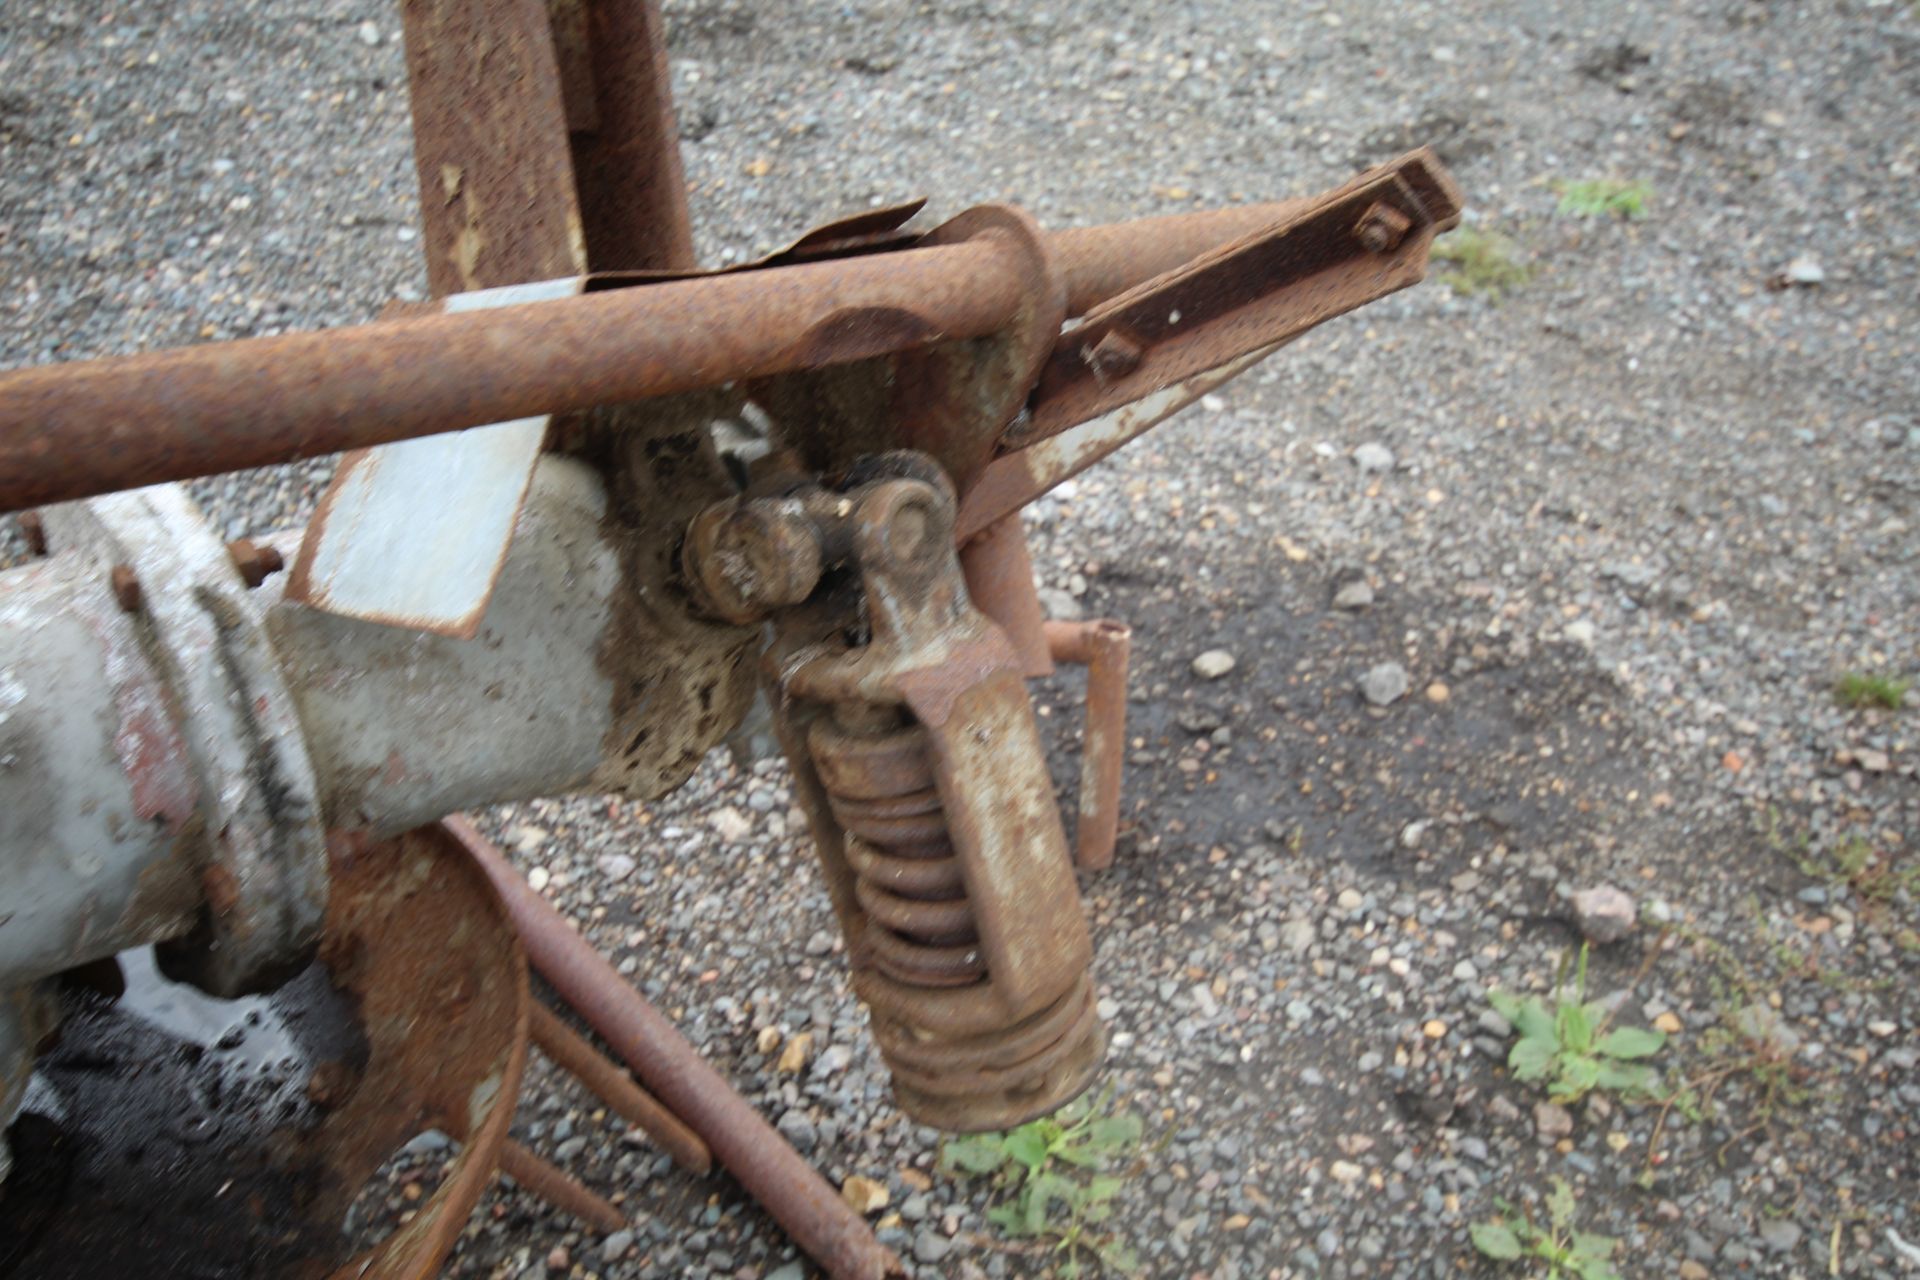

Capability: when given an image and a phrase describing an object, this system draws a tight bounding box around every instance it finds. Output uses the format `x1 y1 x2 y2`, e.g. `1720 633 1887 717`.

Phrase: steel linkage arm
0 153 1458 515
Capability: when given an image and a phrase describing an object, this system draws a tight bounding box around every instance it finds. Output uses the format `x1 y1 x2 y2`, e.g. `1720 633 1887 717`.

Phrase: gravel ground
3 1 1918 1278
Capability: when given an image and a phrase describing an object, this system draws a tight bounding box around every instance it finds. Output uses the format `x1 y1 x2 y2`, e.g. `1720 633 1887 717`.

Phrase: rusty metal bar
399 0 587 297
566 0 698 272
959 513 1053 678
498 1138 628 1233
0 244 1023 513
530 1002 713 1175
447 817 904 1280
1030 152 1460 440
1050 200 1303 317
0 166 1454 515
1045 620 1132 871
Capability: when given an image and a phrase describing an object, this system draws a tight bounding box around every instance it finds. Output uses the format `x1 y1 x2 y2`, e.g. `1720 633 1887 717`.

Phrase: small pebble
1192 649 1236 679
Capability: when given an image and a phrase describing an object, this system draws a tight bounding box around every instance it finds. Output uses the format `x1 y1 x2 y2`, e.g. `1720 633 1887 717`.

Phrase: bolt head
1355 202 1413 253
1086 329 1144 380
109 563 142 613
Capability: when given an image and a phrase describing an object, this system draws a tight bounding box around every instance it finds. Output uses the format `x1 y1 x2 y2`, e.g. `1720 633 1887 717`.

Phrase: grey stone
1533 1101 1574 1142
1333 579 1375 610
599 1230 635 1264
775 1108 817 1151
1360 662 1410 706
1569 885 1637 944
912 1230 953 1264
1353 441 1396 472
1192 649 1236 680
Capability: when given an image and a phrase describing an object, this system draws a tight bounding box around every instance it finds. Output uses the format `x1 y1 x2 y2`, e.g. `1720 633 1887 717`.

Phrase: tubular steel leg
498 1139 627 1233
530 1002 712 1175
398 0 587 297
959 512 1053 679
1044 620 1132 871
447 817 903 1280
565 0 698 272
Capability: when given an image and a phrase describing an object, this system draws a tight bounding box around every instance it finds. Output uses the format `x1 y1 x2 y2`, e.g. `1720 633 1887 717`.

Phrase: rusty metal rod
530 1001 713 1176
446 817 903 1280
0 202 1306 514
1051 200 1303 316
498 1138 628 1233
0 242 1025 513
959 513 1053 679
1045 620 1132 871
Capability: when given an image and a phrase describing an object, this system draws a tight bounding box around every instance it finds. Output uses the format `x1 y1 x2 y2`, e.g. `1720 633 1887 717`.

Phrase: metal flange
44 486 328 997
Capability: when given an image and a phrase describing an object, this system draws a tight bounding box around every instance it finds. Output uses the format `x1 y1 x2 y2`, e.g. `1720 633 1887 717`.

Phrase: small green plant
1488 945 1667 1104
1552 177 1652 220
1767 809 1920 919
1432 227 1535 299
1801 835 1919 912
940 1087 1145 1276
1834 670 1909 710
1641 920 1822 1178
1472 1178 1621 1279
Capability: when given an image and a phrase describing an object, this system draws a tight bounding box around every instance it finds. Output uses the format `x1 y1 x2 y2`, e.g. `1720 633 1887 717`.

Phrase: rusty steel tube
447 817 903 1280
1045 620 1132 871
0 242 1025 513
959 513 1053 678
530 1002 713 1175
1051 200 1305 316
0 200 1317 513
498 1139 628 1233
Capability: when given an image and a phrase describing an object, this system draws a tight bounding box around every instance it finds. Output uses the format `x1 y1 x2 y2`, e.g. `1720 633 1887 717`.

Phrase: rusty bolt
1355 202 1413 254
109 563 142 613
227 538 285 588
16 510 46 556
684 500 823 624
1085 328 1144 381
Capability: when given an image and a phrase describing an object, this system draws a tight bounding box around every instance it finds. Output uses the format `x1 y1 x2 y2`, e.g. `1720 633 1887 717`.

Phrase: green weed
1766 808 1919 921
940 1087 1145 1276
1553 178 1652 220
1471 1177 1621 1280
1834 671 1909 710
1641 922 1821 1179
1432 227 1535 299
1488 945 1668 1104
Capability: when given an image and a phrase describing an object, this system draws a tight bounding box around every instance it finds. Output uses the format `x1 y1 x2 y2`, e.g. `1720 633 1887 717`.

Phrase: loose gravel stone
1352 442 1396 472
1332 580 1375 610
1359 662 1410 706
1192 649 1236 680
1569 885 1638 945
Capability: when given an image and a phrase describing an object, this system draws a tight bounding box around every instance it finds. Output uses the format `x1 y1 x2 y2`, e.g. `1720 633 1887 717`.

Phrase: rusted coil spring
808 705 1098 1112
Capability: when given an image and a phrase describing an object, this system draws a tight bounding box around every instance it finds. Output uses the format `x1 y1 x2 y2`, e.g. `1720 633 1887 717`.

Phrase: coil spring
807 700 1103 1129
808 706 983 989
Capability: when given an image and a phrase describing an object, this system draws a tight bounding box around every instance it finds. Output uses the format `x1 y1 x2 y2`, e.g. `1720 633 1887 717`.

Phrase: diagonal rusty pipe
446 816 904 1280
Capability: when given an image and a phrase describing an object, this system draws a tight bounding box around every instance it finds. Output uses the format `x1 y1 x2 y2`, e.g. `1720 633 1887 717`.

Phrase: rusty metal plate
1024 149 1461 441
563 0 698 272
284 277 581 637
0 823 529 1279
955 339 1284 542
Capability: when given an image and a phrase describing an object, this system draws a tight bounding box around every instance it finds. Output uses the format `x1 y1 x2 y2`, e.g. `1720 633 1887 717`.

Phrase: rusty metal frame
0 0 1470 1265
